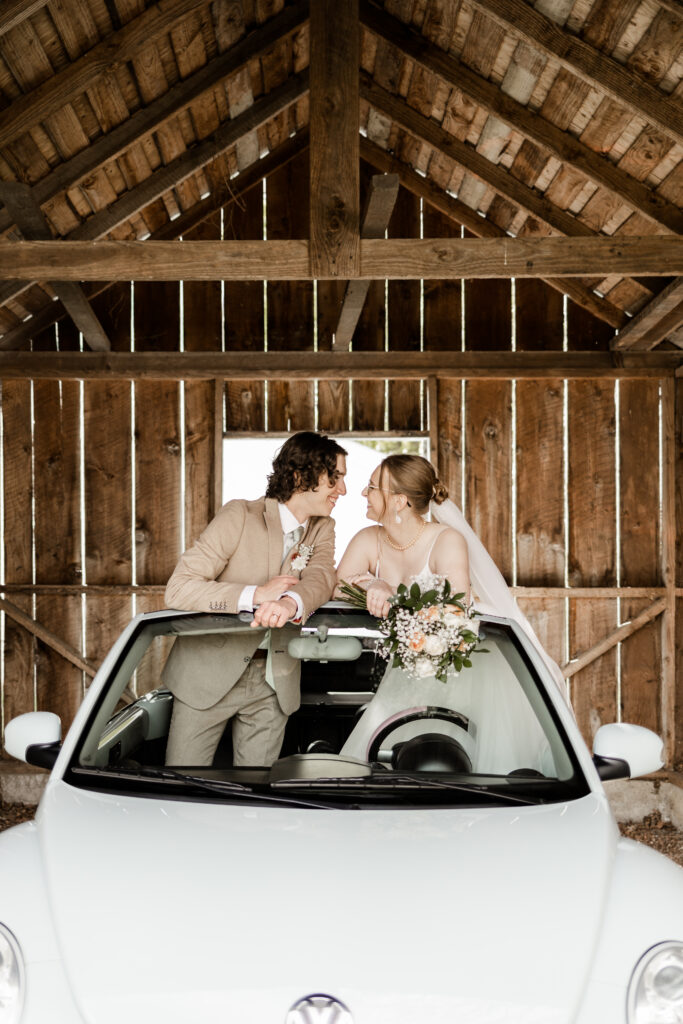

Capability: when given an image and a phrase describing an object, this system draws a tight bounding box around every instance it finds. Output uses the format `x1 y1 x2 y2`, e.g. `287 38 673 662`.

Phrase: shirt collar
278 503 308 534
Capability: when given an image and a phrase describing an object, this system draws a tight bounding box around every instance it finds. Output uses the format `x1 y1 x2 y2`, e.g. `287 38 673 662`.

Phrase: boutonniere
291 543 314 572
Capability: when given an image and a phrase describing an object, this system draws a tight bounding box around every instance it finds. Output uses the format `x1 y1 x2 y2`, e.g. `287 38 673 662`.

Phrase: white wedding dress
339 500 566 774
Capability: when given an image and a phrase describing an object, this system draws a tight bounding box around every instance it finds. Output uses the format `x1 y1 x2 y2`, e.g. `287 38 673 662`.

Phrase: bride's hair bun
432 480 448 505
380 455 448 515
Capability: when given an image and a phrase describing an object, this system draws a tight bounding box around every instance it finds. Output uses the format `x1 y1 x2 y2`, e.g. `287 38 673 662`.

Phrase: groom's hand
252 595 298 628
254 575 299 605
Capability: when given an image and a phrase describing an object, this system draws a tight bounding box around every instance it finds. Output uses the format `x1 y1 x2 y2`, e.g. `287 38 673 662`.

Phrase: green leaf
410 582 420 600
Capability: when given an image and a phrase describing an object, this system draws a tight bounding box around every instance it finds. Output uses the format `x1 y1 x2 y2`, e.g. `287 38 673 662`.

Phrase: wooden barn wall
0 167 680 767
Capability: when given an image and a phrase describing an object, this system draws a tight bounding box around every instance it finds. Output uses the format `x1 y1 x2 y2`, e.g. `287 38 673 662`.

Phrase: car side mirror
592 723 663 781
287 633 363 662
4 711 62 769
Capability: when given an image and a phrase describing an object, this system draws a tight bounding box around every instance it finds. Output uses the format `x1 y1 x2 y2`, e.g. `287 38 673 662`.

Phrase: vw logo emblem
286 993 353 1024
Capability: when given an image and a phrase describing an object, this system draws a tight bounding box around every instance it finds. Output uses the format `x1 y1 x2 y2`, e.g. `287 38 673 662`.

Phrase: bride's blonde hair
379 455 448 515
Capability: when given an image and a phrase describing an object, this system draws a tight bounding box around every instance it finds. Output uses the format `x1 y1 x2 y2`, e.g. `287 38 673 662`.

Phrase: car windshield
68 607 588 807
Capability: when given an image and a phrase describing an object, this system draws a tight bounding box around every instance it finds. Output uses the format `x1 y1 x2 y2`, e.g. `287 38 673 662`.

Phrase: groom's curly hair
265 432 347 502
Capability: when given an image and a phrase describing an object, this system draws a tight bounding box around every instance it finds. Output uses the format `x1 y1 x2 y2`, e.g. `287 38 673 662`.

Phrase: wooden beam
562 597 668 679
0 183 111 352
0 236 678 281
333 173 400 350
0 0 210 150
0 130 309 351
0 73 309 311
0 1 310 237
0 350 680 380
0 0 48 36
361 137 628 329
309 0 359 277
361 74 653 253
360 0 683 236
469 0 683 147
660 379 676 763
0 597 97 678
612 279 683 351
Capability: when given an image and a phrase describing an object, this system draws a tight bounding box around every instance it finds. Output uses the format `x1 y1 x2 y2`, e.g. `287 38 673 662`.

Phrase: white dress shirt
238 503 308 620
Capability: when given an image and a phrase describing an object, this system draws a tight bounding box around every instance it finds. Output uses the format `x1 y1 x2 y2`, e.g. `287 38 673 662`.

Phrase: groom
163 431 347 767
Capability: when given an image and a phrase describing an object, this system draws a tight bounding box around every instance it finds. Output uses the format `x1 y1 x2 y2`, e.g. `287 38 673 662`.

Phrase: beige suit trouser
165 658 288 767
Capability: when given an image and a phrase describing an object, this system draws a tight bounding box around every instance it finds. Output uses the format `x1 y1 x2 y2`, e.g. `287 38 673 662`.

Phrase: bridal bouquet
340 575 484 683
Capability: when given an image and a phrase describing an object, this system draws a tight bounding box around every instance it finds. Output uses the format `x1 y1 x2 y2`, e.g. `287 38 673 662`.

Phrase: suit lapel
264 497 283 577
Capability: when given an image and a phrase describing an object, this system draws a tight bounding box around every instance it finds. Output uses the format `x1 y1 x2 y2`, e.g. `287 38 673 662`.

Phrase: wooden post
309 0 359 278
661 378 677 765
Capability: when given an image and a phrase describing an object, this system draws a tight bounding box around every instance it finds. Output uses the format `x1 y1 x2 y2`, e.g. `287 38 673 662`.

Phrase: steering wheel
366 706 473 764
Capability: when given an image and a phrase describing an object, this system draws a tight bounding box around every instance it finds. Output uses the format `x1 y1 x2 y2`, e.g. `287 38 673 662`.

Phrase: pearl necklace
382 517 426 551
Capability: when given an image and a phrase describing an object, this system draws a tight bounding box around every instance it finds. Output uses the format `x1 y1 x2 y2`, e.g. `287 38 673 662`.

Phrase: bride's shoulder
431 523 467 551
348 525 379 546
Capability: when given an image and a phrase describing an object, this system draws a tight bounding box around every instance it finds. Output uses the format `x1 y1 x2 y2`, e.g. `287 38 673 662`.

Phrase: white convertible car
2 605 682 1024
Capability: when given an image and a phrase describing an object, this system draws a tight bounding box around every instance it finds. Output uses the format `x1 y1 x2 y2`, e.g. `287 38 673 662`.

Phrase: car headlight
0 924 24 1024
628 941 683 1023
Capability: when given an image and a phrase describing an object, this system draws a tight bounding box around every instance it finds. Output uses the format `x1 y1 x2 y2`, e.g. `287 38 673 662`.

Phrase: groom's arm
164 501 252 613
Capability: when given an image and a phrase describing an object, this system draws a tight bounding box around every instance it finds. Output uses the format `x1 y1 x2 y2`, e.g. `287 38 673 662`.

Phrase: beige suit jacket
162 497 336 714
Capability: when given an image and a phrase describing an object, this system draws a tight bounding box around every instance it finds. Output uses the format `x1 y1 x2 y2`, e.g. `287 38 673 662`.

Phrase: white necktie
282 525 304 565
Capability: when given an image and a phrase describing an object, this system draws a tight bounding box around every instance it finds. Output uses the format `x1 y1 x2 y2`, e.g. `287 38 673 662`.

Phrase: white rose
423 634 448 656
413 656 435 678
442 611 462 627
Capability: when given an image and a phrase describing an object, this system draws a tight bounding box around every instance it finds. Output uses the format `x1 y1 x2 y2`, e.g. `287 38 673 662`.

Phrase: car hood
38 780 616 1024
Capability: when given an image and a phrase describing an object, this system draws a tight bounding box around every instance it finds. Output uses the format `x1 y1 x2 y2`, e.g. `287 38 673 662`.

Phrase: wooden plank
0 0 49 37
660 377 676 764
224 184 265 432
0 0 210 150
0 132 310 352
0 181 112 352
468 0 683 146
359 0 683 234
612 279 683 352
567 378 618 742
566 297 615 352
0 598 96 678
0 3 310 239
565 598 667 679
0 349 681 379
0 73 310 315
1 380 35 728
675 377 683 765
361 136 628 328
134 281 182 586
309 0 359 277
361 74 612 241
266 149 314 431
82 281 134 688
465 380 513 581
422 202 462 353
182 212 221 546
1 235 680 281
388 187 421 430
619 379 661 733
333 173 400 350
436 379 463 509
32 354 84 728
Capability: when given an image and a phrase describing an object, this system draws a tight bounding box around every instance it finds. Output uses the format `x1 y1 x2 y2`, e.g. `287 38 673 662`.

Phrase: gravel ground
1 800 682 866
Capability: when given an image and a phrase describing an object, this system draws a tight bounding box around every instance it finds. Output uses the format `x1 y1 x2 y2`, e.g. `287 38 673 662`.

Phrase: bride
335 454 567 773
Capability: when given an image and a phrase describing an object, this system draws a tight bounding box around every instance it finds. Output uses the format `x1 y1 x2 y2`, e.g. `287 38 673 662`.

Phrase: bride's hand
365 580 394 618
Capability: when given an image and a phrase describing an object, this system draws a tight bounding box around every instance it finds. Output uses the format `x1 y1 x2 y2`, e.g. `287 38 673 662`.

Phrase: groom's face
300 454 347 518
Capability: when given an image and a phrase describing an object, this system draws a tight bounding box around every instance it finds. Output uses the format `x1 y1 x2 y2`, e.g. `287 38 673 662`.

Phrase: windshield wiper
271 773 539 805
72 765 342 810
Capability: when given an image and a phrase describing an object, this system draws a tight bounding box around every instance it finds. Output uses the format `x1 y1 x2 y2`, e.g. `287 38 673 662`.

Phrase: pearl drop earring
395 508 402 524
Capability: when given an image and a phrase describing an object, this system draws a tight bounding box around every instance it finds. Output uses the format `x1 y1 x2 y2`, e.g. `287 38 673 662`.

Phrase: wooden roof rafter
0 128 310 351
360 0 683 236
0 71 310 316
0 0 49 38
612 278 683 351
468 0 683 147
0 0 310 239
360 136 628 328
